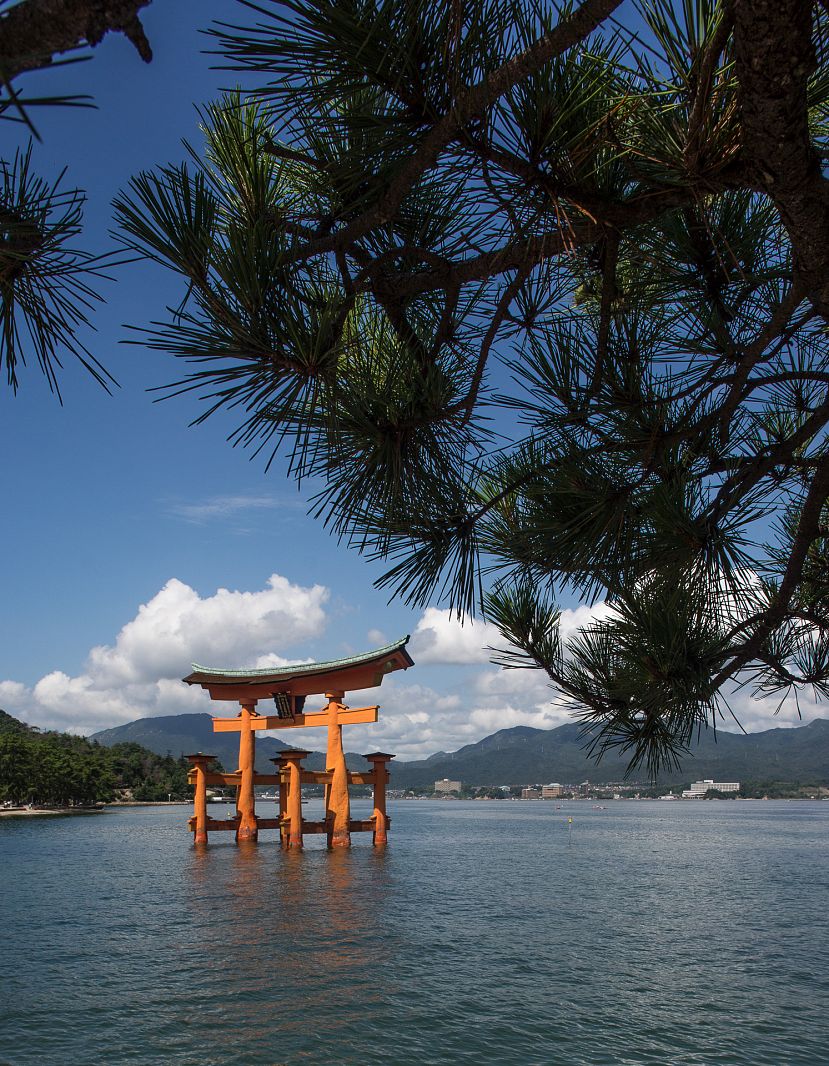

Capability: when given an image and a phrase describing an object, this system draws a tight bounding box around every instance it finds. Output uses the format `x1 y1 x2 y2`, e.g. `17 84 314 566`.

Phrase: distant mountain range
388 719 829 787
89 713 829 786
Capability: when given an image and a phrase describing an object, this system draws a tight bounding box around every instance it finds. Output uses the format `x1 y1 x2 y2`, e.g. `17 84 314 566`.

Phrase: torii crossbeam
182 637 413 848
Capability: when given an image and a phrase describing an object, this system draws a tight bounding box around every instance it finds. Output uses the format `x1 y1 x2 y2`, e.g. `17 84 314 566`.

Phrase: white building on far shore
682 778 740 798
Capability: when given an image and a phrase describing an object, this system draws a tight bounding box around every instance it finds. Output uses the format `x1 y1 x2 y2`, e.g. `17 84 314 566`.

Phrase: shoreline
1 800 191 818
0 806 105 818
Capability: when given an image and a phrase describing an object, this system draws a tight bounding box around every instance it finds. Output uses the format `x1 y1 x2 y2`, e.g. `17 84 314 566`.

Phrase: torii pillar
325 692 351 848
188 752 214 844
236 702 258 842
281 749 309 849
364 752 394 846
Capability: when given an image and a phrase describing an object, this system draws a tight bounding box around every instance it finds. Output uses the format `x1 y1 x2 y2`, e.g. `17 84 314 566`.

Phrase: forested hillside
0 711 218 806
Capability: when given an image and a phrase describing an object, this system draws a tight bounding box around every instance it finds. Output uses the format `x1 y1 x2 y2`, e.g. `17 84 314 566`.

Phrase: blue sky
0 1 823 757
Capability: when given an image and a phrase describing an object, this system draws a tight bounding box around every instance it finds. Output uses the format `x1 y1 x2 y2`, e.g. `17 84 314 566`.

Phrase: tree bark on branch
732 0 829 317
0 0 152 80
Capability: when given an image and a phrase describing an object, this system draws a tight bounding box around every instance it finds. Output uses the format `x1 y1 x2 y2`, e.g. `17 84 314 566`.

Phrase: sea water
1 800 827 1065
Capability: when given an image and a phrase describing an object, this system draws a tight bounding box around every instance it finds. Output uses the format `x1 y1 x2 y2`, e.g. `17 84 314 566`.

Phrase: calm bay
1 800 827 1065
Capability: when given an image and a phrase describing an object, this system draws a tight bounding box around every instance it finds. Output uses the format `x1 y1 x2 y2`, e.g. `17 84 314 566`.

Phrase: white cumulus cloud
409 608 501 664
1 574 329 734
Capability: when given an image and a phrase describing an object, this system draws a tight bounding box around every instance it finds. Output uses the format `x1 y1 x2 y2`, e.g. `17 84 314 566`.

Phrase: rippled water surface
2 800 827 1065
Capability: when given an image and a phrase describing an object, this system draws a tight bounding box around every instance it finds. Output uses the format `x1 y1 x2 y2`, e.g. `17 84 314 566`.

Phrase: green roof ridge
190 635 410 679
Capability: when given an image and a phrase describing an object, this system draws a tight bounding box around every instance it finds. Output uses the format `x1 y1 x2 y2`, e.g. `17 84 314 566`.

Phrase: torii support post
270 755 289 848
364 753 394 846
325 692 351 848
280 749 309 849
236 702 258 842
187 753 215 844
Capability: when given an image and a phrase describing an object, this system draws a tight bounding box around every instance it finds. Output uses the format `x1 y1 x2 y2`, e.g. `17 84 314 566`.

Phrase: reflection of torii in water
182 637 414 848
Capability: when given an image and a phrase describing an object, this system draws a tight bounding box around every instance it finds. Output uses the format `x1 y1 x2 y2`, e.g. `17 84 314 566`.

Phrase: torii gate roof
183 636 413 701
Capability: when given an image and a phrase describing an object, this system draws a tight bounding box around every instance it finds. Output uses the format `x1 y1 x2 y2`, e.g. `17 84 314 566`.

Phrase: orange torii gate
182 637 413 848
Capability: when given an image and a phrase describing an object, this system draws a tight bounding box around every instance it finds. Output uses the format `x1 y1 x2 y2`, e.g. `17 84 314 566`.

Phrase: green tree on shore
0 710 202 805
0 733 36 804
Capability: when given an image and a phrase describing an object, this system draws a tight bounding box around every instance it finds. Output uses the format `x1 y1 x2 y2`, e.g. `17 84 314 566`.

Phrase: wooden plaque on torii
182 637 413 848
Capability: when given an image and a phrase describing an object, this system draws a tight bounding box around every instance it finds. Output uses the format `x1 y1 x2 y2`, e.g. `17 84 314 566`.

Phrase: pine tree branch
0 0 152 81
593 229 620 388
393 180 746 298
708 393 829 521
684 8 734 172
711 285 808 443
279 0 624 266
713 453 829 685
447 264 530 424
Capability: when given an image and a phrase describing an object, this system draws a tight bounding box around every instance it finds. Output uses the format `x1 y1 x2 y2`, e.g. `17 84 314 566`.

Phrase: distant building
682 779 740 798
521 787 541 799
542 783 563 799
434 778 462 794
